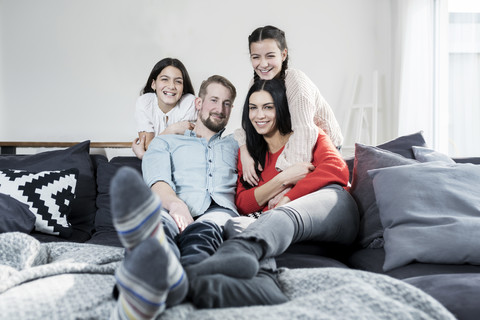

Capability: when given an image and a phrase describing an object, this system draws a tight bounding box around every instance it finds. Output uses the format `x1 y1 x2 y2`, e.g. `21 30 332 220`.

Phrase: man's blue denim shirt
142 129 239 217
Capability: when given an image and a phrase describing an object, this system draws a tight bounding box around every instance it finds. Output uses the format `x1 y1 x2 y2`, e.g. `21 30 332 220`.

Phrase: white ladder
342 71 379 155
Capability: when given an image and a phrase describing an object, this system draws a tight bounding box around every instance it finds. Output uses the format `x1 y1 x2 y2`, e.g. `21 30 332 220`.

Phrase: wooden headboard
0 141 131 155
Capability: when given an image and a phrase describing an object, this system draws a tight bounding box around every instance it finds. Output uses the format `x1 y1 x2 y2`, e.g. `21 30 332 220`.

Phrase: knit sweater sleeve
285 131 349 202
276 69 343 171
233 128 246 146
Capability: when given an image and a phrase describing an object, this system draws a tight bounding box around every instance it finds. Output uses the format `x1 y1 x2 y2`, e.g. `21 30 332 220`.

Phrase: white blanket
0 232 455 320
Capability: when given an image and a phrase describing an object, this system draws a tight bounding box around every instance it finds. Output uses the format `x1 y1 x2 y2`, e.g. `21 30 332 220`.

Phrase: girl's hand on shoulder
132 136 146 160
163 121 195 135
240 145 261 186
279 162 314 186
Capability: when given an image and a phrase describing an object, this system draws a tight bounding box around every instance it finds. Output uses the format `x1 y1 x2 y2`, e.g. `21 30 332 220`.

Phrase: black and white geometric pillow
0 168 79 238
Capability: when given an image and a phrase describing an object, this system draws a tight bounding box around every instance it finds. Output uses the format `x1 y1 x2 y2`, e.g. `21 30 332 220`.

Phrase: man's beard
200 113 227 133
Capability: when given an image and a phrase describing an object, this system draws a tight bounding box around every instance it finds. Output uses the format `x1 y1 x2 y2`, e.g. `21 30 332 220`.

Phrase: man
110 75 239 319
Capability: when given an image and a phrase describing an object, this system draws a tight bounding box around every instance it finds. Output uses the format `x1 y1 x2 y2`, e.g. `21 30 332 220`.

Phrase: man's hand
151 181 193 233
168 201 194 232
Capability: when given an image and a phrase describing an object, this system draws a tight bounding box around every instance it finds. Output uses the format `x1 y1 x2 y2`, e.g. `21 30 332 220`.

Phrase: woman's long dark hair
141 58 195 96
241 78 292 187
248 25 289 82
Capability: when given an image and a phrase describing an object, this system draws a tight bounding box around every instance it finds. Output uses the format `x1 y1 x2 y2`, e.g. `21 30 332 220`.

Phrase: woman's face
250 39 287 80
248 90 277 137
151 65 184 108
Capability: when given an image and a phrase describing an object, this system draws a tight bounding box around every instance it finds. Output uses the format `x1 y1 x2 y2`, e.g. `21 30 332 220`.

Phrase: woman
132 58 197 159
188 78 359 281
235 25 344 187
236 78 348 216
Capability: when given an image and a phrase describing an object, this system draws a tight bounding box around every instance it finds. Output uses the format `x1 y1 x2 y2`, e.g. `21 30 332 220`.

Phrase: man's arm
151 181 194 232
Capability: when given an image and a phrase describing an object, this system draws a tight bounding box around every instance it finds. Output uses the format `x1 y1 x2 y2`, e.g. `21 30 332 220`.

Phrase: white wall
0 0 394 148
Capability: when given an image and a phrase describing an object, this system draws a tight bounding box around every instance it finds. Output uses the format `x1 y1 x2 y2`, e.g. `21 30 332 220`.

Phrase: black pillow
0 141 96 241
95 157 142 232
0 193 36 233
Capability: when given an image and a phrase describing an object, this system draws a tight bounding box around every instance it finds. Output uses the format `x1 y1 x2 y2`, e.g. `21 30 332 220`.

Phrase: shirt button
209 159 212 163
209 173 212 177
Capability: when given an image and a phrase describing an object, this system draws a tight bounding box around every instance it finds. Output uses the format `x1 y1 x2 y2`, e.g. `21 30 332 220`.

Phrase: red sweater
235 131 349 215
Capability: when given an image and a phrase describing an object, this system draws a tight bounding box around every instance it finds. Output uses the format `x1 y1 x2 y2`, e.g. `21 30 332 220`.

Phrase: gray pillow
412 146 455 164
368 161 480 271
350 144 417 248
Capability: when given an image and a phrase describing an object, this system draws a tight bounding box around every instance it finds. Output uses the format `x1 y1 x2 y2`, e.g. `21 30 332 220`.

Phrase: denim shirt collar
185 128 226 142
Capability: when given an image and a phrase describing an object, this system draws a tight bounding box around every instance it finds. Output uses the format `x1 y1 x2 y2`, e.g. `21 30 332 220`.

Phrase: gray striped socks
114 237 170 319
110 167 188 319
110 167 163 250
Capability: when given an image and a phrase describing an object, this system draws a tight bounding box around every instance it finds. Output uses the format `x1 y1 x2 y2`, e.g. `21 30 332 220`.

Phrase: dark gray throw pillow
412 146 455 164
350 144 418 248
369 161 480 271
0 193 36 233
375 131 427 158
345 131 426 182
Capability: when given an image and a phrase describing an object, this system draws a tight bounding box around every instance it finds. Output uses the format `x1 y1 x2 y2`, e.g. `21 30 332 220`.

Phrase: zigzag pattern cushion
0 168 79 238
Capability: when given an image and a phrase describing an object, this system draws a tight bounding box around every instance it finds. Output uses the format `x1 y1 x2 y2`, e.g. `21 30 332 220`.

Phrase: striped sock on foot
110 167 163 250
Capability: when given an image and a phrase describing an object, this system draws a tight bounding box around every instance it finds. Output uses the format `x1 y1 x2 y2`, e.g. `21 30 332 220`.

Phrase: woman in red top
235 79 349 216
189 78 359 281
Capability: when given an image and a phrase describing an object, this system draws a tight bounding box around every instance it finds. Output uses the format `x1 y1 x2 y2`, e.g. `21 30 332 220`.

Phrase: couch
0 133 478 319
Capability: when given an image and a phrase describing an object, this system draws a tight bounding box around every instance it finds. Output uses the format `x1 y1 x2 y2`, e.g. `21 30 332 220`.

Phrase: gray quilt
0 232 455 320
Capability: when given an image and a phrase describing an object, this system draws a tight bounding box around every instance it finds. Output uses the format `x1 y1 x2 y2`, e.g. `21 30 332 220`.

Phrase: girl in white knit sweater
235 25 344 188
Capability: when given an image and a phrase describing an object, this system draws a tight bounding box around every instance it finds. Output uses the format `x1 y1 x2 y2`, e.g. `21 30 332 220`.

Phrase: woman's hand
279 162 314 186
275 196 291 208
240 145 262 186
267 187 292 210
168 201 194 232
162 121 195 135
132 136 146 159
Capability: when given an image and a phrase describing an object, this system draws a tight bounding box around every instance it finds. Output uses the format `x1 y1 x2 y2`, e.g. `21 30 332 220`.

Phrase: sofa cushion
350 143 418 248
404 273 480 320
348 247 480 279
0 168 78 238
0 193 36 233
95 157 142 233
0 141 96 241
369 161 480 271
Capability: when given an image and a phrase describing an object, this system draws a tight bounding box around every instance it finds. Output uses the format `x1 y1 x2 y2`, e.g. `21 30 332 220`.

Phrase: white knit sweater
234 68 344 171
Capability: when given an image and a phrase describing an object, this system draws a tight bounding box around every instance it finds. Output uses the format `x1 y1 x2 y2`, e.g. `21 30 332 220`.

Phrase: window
435 0 480 157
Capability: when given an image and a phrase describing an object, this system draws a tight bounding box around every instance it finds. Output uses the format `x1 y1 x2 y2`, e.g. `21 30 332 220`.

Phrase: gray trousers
235 184 359 259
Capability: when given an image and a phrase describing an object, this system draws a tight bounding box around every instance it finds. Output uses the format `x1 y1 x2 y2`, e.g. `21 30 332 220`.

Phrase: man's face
197 83 233 132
